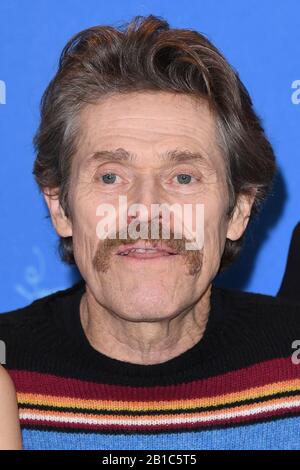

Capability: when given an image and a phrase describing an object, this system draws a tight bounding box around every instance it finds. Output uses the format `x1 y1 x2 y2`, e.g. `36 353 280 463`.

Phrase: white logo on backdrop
291 80 300 104
0 80 6 105
14 246 63 302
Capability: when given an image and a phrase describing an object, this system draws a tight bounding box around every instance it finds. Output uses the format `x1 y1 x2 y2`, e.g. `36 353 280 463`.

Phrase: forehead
74 91 223 169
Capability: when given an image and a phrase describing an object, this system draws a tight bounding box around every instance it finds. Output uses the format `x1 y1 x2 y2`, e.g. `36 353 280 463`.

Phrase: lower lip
117 251 178 260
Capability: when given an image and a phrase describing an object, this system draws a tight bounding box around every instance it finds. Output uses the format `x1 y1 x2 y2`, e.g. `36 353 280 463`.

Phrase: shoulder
211 285 300 365
218 285 300 312
0 280 85 342
0 280 85 371
215 284 300 336
0 280 85 320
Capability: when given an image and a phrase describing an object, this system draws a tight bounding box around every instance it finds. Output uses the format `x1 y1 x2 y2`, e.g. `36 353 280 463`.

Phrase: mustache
92 221 203 275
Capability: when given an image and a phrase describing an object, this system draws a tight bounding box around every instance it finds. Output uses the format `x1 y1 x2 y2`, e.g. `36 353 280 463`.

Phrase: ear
226 191 256 241
43 188 72 237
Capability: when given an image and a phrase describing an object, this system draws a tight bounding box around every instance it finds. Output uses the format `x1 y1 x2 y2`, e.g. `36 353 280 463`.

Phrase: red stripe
7 357 300 401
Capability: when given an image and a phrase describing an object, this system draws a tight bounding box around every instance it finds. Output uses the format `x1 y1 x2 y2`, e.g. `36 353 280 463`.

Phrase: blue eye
176 174 193 184
102 173 118 184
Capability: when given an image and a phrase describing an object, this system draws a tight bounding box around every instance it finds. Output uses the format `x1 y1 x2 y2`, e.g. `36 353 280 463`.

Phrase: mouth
115 241 179 259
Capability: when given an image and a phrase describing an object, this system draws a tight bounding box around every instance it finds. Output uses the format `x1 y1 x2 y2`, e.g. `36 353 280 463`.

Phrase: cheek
71 200 100 257
203 199 228 258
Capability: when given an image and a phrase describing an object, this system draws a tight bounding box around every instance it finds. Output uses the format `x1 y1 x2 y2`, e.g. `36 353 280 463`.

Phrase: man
1 14 300 450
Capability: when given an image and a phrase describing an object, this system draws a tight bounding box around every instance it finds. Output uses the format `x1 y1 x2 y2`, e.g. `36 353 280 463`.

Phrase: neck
79 283 212 365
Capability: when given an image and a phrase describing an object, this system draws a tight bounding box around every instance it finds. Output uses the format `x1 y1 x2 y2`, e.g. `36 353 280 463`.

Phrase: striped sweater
1 280 300 450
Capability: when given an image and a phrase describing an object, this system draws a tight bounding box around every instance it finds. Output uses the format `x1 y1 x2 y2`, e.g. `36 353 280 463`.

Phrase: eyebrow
85 147 210 167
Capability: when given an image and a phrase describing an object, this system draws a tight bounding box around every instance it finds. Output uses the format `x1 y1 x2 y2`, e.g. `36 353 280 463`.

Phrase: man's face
53 91 246 319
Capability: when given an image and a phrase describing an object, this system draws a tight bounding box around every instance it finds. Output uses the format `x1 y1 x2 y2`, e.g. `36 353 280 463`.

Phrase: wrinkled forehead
72 91 225 173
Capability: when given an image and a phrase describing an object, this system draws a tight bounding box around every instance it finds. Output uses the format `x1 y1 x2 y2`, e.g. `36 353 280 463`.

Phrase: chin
116 291 179 321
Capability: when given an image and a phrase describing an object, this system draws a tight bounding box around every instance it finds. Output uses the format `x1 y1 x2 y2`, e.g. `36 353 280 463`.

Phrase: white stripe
20 398 300 427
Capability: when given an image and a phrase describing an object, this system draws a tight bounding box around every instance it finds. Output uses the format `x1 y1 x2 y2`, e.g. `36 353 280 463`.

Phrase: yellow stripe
17 378 300 412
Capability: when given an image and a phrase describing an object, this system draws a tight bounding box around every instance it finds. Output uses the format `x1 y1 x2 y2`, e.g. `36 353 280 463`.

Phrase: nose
126 175 162 227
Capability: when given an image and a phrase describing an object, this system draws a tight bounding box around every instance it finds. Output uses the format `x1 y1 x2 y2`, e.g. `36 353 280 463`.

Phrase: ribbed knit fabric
1 280 300 450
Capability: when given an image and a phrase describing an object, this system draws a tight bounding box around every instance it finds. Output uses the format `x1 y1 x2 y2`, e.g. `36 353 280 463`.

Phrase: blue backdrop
0 0 299 311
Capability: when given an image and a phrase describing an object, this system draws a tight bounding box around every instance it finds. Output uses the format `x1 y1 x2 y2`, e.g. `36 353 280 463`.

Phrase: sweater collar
60 278 226 380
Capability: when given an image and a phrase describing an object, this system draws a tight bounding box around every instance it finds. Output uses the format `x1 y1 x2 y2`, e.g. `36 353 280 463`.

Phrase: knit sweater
1 280 300 450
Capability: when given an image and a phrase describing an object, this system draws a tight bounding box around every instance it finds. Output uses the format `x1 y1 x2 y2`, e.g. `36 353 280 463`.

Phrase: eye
101 173 120 184
175 173 196 184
